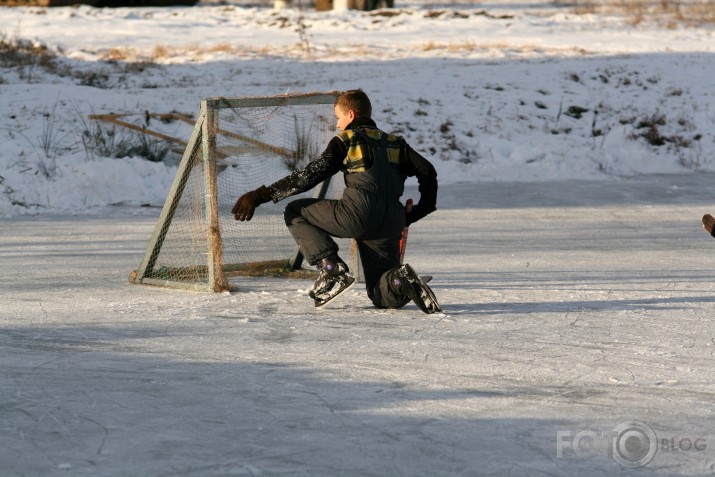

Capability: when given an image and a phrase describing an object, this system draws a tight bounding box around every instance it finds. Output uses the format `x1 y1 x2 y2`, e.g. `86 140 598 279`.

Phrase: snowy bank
1 2 713 217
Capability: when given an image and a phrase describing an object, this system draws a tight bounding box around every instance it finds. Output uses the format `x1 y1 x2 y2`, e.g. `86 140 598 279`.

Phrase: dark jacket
267 117 438 225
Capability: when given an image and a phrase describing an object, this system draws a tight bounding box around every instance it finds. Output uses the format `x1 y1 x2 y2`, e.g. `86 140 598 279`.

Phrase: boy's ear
347 109 356 121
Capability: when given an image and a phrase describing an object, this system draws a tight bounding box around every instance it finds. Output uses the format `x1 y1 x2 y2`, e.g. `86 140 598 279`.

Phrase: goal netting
130 92 344 292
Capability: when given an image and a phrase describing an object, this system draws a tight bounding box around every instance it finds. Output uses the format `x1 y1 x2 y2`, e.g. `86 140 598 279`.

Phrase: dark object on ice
702 214 715 238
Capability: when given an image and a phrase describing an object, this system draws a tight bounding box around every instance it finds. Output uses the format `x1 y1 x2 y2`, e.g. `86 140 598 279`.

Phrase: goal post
130 91 346 292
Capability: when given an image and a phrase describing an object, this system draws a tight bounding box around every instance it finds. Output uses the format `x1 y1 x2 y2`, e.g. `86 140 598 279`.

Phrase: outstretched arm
232 137 344 221
267 140 342 202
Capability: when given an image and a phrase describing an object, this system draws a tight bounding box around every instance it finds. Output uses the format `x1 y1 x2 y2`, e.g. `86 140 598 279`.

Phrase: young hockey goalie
232 89 441 313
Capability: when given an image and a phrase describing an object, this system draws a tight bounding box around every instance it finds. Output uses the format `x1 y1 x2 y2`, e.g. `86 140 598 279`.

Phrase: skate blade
314 277 356 308
403 265 442 314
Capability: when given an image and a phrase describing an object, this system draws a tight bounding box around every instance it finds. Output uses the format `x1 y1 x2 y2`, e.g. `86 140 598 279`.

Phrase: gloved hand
404 199 417 227
405 201 435 227
232 185 271 221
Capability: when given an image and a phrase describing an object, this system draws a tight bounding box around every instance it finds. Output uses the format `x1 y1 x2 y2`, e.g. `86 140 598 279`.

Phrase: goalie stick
399 198 432 284
399 198 413 265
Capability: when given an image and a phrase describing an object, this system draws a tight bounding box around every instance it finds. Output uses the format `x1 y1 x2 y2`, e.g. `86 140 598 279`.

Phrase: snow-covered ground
0 0 714 216
2 2 715 476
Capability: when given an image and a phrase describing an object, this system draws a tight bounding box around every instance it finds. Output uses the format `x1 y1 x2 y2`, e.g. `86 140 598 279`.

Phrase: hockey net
130 92 342 292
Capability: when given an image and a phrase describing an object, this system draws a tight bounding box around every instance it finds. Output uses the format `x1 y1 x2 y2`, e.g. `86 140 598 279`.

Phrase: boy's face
335 105 355 131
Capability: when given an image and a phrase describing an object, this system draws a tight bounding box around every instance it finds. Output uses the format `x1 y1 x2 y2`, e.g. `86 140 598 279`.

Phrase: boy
232 89 440 313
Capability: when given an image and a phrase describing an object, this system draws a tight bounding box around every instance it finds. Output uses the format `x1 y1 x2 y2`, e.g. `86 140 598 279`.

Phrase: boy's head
334 89 372 130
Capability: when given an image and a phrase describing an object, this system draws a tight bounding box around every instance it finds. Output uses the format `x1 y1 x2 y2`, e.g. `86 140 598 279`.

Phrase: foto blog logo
556 420 707 468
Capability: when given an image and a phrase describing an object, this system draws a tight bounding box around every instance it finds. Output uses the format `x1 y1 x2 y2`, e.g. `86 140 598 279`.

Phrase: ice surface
2 177 715 476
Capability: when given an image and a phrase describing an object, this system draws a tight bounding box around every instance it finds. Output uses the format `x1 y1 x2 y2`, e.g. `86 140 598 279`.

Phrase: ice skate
392 263 442 314
310 255 355 307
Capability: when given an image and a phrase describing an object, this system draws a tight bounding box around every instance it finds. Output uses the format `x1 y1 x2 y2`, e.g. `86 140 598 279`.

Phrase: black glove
405 202 436 227
232 185 272 221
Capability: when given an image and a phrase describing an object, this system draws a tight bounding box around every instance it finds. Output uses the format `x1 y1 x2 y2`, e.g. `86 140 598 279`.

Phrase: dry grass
98 43 277 63
571 0 715 25
420 40 591 57
102 46 137 62
0 31 55 68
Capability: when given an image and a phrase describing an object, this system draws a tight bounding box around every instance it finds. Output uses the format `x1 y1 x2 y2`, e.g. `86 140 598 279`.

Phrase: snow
2 2 715 475
0 0 714 217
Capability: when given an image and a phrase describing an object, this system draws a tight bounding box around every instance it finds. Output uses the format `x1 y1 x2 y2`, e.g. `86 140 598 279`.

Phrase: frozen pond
2 174 715 476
